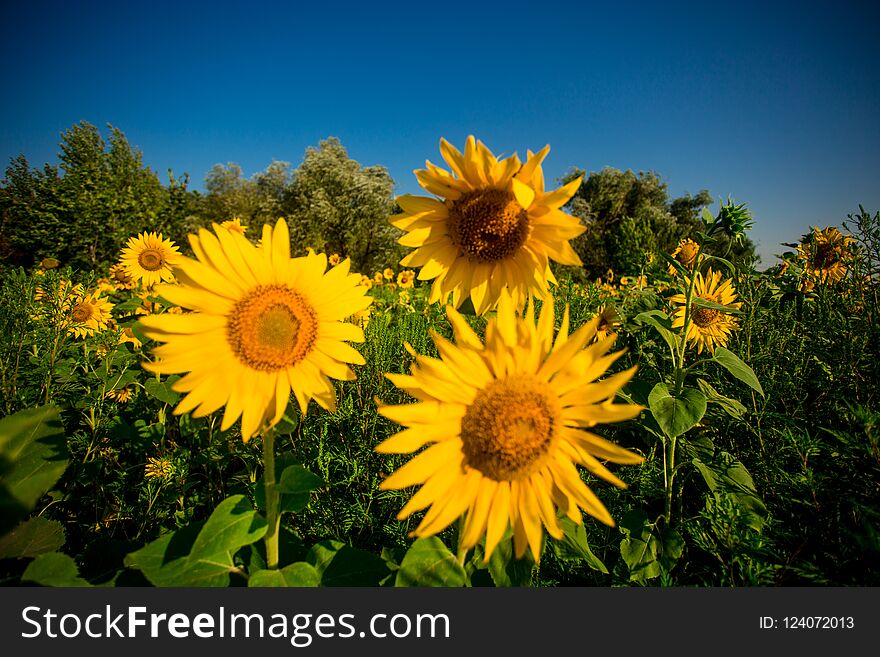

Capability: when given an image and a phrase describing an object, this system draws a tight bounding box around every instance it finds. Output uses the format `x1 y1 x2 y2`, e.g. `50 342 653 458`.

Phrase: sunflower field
1 134 878 588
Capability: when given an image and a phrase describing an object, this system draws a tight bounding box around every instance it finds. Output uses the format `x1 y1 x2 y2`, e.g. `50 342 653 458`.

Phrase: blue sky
1 0 877 265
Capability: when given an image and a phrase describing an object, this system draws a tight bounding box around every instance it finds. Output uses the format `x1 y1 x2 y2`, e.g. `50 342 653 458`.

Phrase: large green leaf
693 452 767 531
487 535 534 587
0 517 65 558
619 510 684 582
551 517 608 574
691 296 743 314
125 495 267 586
22 552 91 587
305 541 390 586
634 310 678 355
648 383 707 438
712 347 764 396
248 563 320 587
144 375 182 405
696 379 748 419
0 405 67 532
396 537 467 587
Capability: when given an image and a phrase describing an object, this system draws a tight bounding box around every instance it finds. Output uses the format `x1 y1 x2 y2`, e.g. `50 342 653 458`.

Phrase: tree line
0 121 755 278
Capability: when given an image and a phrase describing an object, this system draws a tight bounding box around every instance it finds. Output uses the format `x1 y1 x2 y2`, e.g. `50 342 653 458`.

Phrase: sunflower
670 269 741 354
383 268 395 281
329 254 341 266
144 456 175 481
594 305 622 340
109 263 137 290
68 290 114 338
220 217 248 236
118 326 143 349
397 269 415 289
797 226 855 284
106 386 134 403
392 137 585 315
119 232 181 287
359 275 374 290
668 238 701 276
373 272 385 285
376 293 644 561
138 219 372 441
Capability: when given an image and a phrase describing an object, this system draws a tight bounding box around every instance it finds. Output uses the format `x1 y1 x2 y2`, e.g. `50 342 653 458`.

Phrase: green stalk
262 426 280 569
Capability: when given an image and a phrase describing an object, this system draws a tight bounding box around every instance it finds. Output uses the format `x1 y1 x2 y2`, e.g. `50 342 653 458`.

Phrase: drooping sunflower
670 269 741 354
106 386 134 403
797 226 855 284
138 219 372 441
667 238 701 276
376 293 644 561
392 136 585 315
68 290 114 338
119 232 181 287
594 305 622 341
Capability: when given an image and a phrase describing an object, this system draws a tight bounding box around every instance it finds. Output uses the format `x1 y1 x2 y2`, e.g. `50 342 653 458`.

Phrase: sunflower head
668 238 701 276
670 269 742 354
392 136 586 315
144 456 175 481
797 226 855 284
119 232 181 287
396 269 415 289
594 305 622 341
138 219 372 441
376 292 644 562
67 290 114 338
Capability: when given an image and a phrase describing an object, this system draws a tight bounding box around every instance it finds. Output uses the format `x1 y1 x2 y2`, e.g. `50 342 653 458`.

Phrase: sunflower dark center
461 375 558 481
811 242 839 269
676 244 700 269
71 302 93 323
448 189 529 263
691 305 720 328
138 249 164 272
227 285 317 371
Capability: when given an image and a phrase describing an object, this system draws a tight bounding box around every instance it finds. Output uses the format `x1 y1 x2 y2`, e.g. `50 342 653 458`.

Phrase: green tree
561 167 755 278
281 137 400 273
0 121 193 272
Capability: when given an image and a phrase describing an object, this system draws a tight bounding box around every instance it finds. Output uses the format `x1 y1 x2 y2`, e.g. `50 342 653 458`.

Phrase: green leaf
0 405 67 531
188 495 268 560
702 254 737 274
712 346 764 396
634 310 678 355
551 516 608 574
248 563 320 587
693 452 767 531
22 552 91 587
144 375 182 405
648 383 707 438
124 495 267 587
0 517 66 558
395 537 467 587
255 463 324 514
701 207 715 226
619 510 683 582
105 369 139 391
487 534 535 587
305 539 346 577
696 379 748 419
320 546 391 587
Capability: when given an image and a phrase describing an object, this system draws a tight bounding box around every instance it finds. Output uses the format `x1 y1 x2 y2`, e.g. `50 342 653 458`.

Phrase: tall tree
282 138 400 273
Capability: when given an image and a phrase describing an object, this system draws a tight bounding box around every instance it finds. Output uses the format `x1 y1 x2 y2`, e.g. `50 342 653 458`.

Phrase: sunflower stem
262 427 281 570
664 435 677 526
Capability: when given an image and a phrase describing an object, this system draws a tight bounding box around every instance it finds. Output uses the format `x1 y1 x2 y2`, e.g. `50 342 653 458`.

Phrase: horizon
2 0 878 266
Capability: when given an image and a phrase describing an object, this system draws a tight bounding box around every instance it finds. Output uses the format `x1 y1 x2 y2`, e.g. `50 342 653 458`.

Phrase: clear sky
1 0 878 265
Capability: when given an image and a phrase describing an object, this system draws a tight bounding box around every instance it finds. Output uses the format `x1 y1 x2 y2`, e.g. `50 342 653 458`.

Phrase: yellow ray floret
376 292 644 562
139 219 372 441
391 136 586 315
